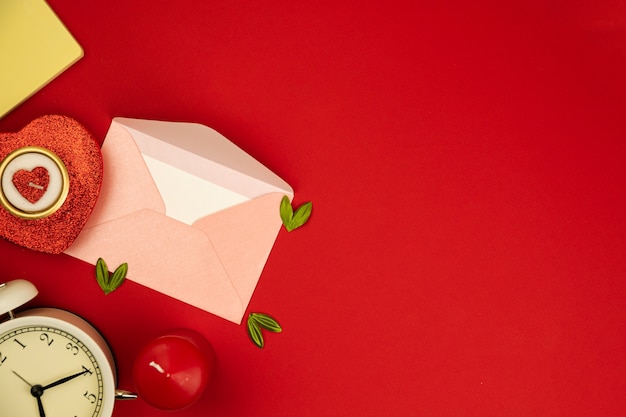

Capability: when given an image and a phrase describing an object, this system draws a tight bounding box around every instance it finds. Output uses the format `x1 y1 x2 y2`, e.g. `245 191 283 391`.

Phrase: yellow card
0 0 83 118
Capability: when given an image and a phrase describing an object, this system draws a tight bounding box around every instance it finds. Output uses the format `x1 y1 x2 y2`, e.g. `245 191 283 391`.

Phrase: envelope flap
84 120 165 228
113 117 293 199
67 208 245 323
193 192 286 313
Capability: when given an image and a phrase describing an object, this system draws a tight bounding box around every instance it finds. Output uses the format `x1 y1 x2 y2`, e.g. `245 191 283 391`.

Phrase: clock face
0 324 106 417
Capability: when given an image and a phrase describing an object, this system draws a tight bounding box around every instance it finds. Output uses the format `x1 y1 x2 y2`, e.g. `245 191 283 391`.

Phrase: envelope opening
142 154 250 225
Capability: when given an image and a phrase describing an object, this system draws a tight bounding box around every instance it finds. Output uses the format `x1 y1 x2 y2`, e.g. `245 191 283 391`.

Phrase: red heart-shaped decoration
12 167 50 203
0 115 103 254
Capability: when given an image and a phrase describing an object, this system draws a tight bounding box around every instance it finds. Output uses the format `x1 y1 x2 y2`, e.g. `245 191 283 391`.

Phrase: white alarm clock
0 279 135 417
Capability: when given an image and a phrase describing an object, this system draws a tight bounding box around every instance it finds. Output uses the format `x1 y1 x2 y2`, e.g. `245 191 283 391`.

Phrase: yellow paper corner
0 0 83 118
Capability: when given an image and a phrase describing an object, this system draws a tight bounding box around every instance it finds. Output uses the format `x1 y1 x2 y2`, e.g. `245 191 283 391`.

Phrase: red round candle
133 330 215 410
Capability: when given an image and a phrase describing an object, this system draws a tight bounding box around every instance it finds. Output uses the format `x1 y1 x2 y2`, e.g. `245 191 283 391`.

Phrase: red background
1 1 626 415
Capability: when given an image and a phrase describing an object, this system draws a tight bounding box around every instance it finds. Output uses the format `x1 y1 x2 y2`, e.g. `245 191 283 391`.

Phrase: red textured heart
0 115 103 254
12 167 50 203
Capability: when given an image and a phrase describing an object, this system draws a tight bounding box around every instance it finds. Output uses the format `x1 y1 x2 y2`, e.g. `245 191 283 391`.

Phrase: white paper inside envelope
140 155 247 224
66 117 293 323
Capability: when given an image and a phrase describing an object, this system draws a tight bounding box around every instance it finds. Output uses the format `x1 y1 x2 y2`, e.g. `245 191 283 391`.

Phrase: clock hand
12 370 46 416
35 394 46 417
41 368 91 391
12 370 33 387
24 384 46 417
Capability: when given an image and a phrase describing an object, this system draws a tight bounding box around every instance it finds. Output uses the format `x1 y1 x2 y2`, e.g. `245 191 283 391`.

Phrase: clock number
83 391 97 403
82 365 94 375
0 352 6 366
13 339 26 349
66 342 80 356
40 333 54 346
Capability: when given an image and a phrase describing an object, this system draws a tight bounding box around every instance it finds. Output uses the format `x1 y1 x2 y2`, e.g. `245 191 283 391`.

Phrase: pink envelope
65 118 293 324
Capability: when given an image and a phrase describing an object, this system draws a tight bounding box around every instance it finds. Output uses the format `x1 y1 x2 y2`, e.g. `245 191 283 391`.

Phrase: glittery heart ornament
0 115 103 253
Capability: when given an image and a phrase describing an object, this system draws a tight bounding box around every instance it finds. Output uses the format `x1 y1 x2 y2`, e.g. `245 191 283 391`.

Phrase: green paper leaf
95 258 109 290
280 195 312 232
280 195 293 227
246 312 283 349
250 312 282 333
292 202 312 229
95 258 128 295
109 263 128 293
247 316 264 348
